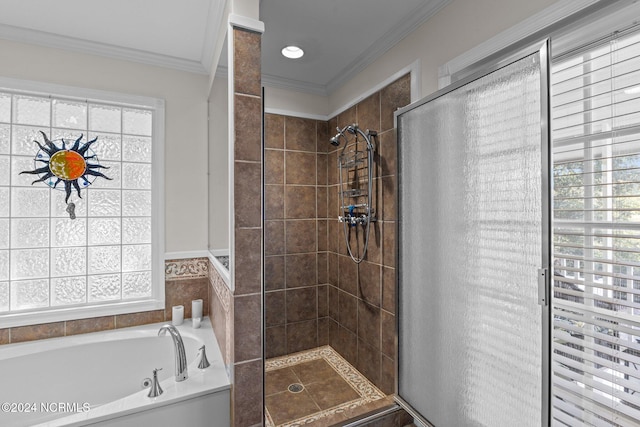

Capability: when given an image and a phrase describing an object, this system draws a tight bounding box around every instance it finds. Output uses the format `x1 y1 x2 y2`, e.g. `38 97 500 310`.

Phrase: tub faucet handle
198 345 211 369
144 368 163 398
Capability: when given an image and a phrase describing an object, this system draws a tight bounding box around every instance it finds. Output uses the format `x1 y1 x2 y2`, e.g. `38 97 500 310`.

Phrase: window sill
0 299 165 329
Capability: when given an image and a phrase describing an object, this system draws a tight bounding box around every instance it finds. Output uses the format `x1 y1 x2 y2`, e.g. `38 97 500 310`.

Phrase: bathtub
0 318 230 427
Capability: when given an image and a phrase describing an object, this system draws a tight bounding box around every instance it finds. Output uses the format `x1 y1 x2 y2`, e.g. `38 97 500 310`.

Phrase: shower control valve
338 215 357 225
338 215 370 226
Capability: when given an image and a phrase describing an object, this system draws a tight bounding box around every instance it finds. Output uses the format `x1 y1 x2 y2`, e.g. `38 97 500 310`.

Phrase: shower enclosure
263 75 411 426
395 42 551 426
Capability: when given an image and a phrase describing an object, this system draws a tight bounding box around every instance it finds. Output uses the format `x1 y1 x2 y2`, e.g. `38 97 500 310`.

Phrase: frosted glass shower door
397 46 549 427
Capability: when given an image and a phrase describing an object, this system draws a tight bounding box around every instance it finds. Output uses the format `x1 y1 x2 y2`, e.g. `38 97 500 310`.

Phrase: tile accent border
265 345 386 427
211 262 232 314
165 257 209 280
209 259 233 370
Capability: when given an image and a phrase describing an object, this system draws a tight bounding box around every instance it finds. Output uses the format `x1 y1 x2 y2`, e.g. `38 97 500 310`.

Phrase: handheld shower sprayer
330 123 378 263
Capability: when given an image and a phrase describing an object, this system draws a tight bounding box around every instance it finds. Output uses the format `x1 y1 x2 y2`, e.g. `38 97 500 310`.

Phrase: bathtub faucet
158 324 188 382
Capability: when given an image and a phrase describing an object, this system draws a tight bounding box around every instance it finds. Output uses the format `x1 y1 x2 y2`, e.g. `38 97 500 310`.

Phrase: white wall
0 38 210 253
264 86 328 119
208 75 230 251
328 0 558 112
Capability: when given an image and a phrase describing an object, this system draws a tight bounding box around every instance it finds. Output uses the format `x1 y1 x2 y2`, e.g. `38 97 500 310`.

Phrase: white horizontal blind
552 26 640 426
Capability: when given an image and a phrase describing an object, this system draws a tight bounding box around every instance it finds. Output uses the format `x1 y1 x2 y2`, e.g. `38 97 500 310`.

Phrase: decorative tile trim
265 346 386 427
165 257 209 280
209 260 233 367
209 261 231 314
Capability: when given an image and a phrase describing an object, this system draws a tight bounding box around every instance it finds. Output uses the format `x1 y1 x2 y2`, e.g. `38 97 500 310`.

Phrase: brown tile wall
327 74 410 395
264 75 410 397
0 258 210 344
265 114 329 359
230 27 263 427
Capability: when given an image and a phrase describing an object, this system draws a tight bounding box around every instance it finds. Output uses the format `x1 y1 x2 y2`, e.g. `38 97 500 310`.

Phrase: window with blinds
552 26 640 426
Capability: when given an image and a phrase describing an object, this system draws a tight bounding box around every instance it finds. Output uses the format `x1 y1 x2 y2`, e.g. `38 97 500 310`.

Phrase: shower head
346 124 358 135
330 135 341 146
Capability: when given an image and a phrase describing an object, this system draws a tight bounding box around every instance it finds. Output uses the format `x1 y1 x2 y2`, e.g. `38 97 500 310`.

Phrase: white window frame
0 76 165 328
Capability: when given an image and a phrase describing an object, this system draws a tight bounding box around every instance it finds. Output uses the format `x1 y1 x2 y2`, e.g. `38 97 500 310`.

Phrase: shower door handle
537 268 549 306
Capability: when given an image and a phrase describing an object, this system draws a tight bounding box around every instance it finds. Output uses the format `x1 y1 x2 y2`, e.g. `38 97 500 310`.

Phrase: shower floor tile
265 345 387 427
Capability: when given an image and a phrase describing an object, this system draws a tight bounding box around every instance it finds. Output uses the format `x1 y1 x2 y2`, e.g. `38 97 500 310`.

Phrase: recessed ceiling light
281 45 304 59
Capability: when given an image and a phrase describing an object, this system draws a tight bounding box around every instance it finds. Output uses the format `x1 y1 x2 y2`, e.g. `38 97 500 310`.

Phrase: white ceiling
0 0 222 74
0 0 450 96
260 0 449 95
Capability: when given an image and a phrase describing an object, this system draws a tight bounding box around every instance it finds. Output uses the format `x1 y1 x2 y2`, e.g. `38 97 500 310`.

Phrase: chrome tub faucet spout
158 324 188 382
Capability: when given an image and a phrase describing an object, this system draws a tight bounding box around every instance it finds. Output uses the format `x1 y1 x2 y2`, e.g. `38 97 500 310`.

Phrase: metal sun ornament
20 131 112 219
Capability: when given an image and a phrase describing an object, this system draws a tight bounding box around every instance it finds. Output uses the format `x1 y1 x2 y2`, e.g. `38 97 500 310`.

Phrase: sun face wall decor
20 130 112 219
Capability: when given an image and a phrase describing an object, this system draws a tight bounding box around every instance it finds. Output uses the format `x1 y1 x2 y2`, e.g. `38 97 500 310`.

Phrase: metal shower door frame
393 39 552 427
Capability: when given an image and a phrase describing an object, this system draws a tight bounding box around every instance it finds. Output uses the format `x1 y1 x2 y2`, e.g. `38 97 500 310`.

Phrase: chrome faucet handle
198 345 211 369
144 368 163 398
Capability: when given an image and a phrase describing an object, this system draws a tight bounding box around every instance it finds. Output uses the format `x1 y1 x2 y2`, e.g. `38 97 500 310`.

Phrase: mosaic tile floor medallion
265 346 386 427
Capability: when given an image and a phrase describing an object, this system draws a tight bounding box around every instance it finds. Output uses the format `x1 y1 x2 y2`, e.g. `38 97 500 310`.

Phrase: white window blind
552 26 640 426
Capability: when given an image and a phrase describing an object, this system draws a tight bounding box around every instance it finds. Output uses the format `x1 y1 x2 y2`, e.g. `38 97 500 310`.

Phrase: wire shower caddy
332 124 378 263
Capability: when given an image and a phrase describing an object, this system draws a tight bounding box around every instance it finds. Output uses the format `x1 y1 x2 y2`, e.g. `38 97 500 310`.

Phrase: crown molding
264 107 327 121
263 60 420 122
325 0 452 95
219 67 327 96
0 23 209 75
328 60 420 120
262 73 327 96
201 0 229 74
215 65 229 80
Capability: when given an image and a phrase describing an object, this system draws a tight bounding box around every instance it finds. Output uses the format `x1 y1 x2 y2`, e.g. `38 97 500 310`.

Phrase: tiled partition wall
264 114 329 358
207 26 263 427
263 75 410 395
0 257 210 344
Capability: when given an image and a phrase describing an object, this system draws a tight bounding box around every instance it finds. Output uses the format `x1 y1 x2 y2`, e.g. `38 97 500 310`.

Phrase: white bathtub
0 318 230 427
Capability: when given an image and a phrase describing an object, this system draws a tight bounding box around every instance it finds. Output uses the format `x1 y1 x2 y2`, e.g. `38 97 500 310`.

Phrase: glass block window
0 84 163 326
